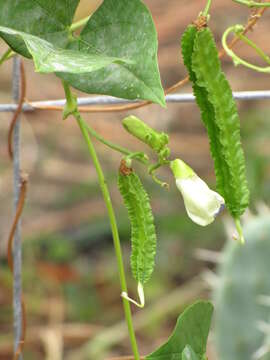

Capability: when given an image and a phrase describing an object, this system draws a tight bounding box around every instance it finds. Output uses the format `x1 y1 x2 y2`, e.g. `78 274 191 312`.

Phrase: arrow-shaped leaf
59 0 166 106
146 301 213 360
0 0 165 106
0 26 132 74
0 0 79 57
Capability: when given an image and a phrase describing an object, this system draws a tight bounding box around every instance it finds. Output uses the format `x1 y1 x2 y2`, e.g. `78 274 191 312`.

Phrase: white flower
170 159 225 226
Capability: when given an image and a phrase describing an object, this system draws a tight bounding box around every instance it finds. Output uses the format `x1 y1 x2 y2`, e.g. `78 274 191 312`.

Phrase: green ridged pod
118 160 156 285
181 24 249 219
181 25 229 206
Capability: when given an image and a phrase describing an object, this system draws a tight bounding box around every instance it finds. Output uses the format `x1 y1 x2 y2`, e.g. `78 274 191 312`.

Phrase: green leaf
59 0 166 106
0 0 79 58
118 163 157 285
0 0 165 105
182 345 200 360
0 26 131 74
146 301 213 360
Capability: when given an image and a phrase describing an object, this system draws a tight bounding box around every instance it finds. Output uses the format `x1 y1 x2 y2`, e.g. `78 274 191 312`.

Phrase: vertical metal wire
12 56 23 360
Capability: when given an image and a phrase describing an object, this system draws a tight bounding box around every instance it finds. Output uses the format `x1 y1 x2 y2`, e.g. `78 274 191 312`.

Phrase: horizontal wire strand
0 90 270 113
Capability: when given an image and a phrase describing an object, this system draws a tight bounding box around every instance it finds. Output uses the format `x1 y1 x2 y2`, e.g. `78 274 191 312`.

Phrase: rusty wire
8 60 26 159
7 174 28 360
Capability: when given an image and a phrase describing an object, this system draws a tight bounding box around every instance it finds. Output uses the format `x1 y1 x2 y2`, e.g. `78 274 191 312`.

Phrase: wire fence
12 56 23 360
1 90 270 113
4 60 270 360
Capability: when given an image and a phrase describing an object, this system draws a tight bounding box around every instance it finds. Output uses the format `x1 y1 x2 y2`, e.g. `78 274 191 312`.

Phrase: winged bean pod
118 160 157 285
181 25 249 218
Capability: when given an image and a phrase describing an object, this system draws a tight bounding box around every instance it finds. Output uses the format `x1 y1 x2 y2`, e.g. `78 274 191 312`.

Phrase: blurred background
0 1 270 359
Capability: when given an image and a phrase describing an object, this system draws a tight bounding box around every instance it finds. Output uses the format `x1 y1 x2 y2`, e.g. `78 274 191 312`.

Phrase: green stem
62 80 74 104
62 82 140 360
148 161 170 188
222 25 270 73
234 218 245 244
237 32 270 65
76 113 140 360
0 48 14 66
232 0 270 7
80 118 149 164
203 0 212 16
70 16 91 32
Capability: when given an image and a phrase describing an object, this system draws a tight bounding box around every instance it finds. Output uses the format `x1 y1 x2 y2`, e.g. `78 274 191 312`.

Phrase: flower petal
176 176 225 226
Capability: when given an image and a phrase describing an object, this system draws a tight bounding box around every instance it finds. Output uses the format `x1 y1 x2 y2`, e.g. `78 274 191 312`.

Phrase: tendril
222 25 270 73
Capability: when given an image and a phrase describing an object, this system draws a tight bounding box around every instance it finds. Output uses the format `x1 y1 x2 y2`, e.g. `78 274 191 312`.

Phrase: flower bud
122 115 169 153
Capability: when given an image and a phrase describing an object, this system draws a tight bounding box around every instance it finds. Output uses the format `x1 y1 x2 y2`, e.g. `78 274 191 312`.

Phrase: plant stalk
70 16 91 32
222 26 270 73
203 0 212 16
232 0 270 7
75 112 140 360
80 118 148 164
237 32 270 65
62 80 140 359
0 48 14 66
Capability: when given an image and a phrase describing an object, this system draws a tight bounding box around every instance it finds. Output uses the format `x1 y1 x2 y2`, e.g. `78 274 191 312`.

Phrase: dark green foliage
118 165 157 285
0 25 130 74
59 0 166 105
0 0 165 105
181 25 249 218
146 301 213 359
0 0 79 57
214 216 270 360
